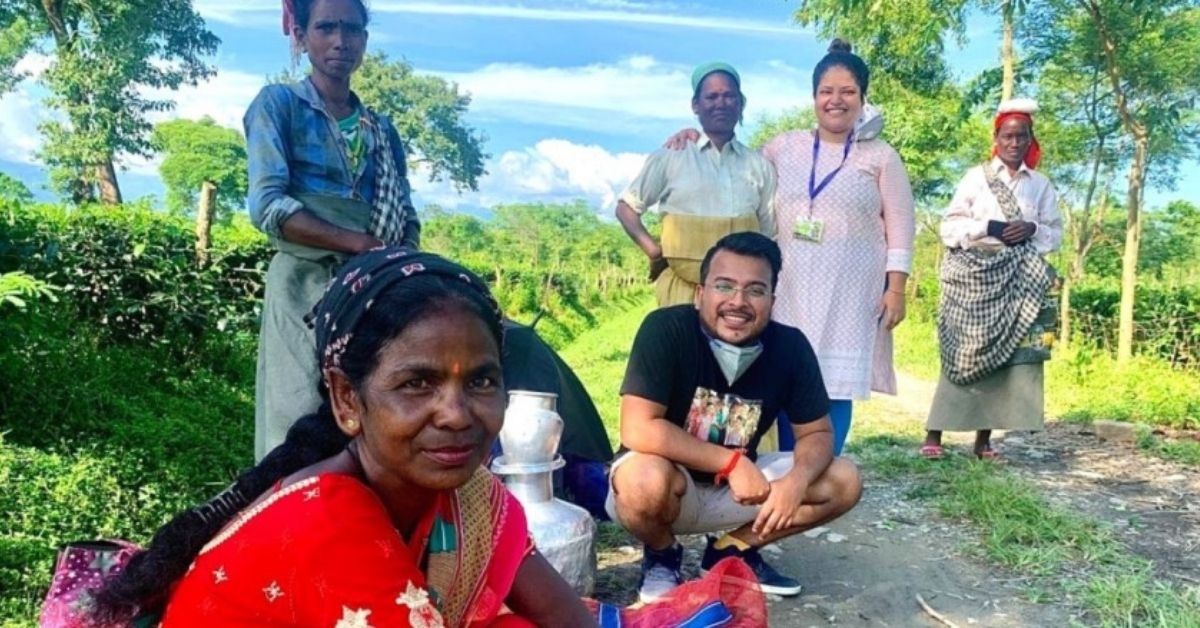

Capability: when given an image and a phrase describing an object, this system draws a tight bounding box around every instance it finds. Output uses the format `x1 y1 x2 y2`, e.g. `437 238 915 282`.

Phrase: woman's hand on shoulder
663 128 701 150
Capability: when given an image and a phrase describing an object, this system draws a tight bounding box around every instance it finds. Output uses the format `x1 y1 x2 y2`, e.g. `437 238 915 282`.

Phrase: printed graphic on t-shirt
685 387 763 448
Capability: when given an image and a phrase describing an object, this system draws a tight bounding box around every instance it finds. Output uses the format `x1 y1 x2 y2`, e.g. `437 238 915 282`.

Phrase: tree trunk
68 175 94 205
195 180 217 266
1001 2 1015 101
1116 135 1148 364
95 160 122 205
1061 138 1109 348
1059 274 1072 346
1083 0 1146 364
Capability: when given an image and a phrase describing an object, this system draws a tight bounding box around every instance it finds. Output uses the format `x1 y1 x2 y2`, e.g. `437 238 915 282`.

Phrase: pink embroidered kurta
762 130 915 399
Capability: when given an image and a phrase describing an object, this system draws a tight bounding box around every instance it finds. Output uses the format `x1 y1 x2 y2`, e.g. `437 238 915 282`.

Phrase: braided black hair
91 273 502 621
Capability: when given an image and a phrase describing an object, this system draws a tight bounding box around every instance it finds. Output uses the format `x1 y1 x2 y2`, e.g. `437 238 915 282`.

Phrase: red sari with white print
161 470 532 627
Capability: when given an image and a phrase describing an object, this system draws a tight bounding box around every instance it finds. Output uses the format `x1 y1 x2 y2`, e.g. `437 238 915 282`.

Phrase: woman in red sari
90 249 594 627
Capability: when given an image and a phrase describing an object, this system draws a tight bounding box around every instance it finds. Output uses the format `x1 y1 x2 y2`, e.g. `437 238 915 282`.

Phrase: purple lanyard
809 131 854 203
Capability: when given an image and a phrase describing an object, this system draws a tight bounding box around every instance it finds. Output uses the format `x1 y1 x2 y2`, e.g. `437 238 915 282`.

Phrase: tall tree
998 0 1030 100
152 117 248 265
1037 0 1200 363
351 52 487 191
152 117 248 217
1023 19 1124 346
8 0 219 204
0 14 31 94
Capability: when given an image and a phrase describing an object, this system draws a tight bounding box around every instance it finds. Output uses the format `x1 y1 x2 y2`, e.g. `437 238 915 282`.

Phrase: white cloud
413 139 646 213
0 67 264 175
0 87 50 165
193 0 280 27
118 69 265 175
442 56 812 133
581 0 667 9
0 55 58 165
193 0 801 36
118 153 163 177
142 68 265 131
370 2 801 35
13 53 53 80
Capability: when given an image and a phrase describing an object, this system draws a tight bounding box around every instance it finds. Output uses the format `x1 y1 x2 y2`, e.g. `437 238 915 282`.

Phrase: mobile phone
987 220 1007 239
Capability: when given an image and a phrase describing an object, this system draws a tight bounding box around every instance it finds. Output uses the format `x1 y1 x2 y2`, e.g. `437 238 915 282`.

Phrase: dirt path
1001 424 1200 585
596 479 1079 626
593 370 1198 626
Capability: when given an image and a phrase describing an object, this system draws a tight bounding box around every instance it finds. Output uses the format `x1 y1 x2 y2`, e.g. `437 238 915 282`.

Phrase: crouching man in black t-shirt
604 231 862 602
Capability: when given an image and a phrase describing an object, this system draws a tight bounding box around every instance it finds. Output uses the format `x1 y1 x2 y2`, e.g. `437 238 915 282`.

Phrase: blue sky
0 0 1191 214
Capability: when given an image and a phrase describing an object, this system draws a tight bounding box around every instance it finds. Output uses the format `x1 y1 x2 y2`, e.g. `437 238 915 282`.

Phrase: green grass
892 313 941 381
893 317 1200 431
850 433 1124 575
1135 427 1200 467
1080 568 1200 628
933 462 1124 575
558 295 654 444
1051 350 1200 430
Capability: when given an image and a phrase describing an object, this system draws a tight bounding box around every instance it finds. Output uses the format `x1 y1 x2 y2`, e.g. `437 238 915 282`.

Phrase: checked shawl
937 164 1051 385
361 110 416 246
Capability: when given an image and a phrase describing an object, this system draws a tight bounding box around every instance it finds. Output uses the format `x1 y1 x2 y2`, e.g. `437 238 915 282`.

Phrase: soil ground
592 372 1199 626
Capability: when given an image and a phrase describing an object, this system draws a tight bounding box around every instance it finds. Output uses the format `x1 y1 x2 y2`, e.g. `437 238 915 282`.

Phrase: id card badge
793 216 825 243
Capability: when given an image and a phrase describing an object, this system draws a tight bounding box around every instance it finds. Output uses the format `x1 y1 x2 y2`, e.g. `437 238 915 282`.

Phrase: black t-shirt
619 305 831 481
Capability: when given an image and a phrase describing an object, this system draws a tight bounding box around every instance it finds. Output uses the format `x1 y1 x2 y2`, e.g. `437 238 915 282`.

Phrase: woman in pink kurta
765 40 915 454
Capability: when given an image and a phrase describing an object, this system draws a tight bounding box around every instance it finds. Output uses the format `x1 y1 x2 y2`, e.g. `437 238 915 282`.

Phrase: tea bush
0 302 255 622
0 201 270 362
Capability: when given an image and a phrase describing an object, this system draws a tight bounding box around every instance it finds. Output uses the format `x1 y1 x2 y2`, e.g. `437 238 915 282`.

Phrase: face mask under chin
709 336 764 385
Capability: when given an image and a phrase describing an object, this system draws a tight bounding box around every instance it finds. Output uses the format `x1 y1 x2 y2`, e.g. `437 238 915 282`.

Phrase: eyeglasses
706 280 771 300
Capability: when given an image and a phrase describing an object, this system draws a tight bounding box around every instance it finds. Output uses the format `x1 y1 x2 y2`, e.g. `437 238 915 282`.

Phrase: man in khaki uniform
616 62 776 307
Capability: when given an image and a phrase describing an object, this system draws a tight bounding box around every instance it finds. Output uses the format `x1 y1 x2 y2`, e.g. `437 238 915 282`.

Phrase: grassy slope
0 301 259 625
557 295 654 446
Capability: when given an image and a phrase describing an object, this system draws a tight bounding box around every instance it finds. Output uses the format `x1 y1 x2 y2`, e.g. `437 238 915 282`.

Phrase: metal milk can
491 390 596 596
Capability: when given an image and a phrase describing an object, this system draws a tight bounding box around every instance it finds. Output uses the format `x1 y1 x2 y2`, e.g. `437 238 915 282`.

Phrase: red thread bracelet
714 450 742 486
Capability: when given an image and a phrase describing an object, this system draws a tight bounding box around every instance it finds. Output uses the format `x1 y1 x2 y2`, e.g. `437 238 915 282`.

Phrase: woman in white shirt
921 99 1063 460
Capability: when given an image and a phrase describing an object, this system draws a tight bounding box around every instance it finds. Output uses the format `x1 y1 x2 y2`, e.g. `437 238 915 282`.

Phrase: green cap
691 62 741 92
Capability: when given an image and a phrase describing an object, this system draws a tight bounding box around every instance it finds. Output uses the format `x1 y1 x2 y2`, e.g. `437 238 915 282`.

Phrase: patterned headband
308 247 502 372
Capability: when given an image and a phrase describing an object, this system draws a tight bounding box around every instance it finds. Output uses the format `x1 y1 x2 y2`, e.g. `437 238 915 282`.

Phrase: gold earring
346 419 358 430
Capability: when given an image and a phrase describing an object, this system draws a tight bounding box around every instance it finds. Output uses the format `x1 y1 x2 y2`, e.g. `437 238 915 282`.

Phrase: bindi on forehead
309 0 366 24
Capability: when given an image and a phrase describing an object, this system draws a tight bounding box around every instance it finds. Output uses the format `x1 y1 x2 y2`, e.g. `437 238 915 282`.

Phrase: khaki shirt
621 136 777 237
